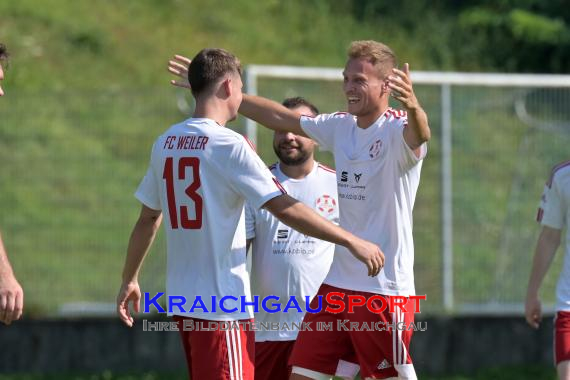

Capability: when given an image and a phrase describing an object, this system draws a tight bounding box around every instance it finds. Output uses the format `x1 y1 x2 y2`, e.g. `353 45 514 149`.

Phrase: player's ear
381 78 390 94
223 78 232 98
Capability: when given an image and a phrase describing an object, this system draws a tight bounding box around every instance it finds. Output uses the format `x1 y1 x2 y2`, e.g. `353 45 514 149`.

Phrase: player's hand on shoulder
347 237 385 277
116 281 141 327
0 274 24 325
524 295 542 329
168 54 192 89
387 63 420 111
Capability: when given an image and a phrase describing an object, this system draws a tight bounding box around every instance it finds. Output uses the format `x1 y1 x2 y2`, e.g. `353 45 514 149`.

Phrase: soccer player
118 48 384 380
245 97 358 380
526 160 570 380
169 40 430 379
0 42 25 325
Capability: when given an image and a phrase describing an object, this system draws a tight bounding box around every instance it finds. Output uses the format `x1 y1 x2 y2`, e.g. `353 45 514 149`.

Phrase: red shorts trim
289 284 416 379
555 311 570 365
255 340 295 380
173 316 255 380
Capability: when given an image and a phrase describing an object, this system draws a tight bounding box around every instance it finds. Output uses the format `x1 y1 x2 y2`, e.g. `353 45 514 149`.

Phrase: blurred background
1 0 569 378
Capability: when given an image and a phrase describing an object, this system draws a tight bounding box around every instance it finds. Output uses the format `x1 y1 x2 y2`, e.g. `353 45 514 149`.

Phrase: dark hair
282 97 319 116
0 43 8 65
188 48 242 97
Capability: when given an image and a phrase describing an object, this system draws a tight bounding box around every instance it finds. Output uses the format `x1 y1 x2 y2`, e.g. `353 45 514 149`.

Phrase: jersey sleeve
390 112 427 171
134 145 161 210
537 175 565 229
226 137 286 210
245 201 256 240
300 113 348 152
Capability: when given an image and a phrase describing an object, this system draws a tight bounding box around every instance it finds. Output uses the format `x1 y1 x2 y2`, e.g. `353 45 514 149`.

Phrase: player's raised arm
263 194 385 277
388 63 431 152
239 94 307 136
168 54 307 137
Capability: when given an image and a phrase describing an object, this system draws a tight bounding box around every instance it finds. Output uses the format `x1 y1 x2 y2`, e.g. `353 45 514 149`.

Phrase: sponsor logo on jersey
277 229 289 239
377 359 391 370
354 173 362 183
341 171 348 182
369 139 383 159
316 195 337 217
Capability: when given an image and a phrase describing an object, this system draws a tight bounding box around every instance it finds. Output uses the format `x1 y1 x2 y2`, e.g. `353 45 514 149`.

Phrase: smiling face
343 57 387 118
273 104 317 166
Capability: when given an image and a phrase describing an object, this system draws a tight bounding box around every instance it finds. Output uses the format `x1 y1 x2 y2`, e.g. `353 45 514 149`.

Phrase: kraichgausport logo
143 292 426 314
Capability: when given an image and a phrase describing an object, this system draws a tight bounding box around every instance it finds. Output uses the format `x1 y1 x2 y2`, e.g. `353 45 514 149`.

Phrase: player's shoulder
547 159 570 187
304 112 354 123
386 107 408 122
316 162 336 176
330 111 352 119
200 124 249 149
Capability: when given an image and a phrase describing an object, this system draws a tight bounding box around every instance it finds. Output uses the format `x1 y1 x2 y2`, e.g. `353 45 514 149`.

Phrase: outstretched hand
525 295 542 329
0 273 24 325
348 238 385 277
168 54 192 89
387 63 421 111
116 281 141 327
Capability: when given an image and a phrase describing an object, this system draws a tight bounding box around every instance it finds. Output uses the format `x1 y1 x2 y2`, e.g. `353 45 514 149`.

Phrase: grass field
0 365 558 380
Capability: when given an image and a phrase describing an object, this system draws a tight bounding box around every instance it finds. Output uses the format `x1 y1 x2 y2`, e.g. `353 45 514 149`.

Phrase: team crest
369 139 383 159
316 195 337 217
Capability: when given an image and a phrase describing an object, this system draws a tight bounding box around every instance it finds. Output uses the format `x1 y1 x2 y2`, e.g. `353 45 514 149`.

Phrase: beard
273 143 311 166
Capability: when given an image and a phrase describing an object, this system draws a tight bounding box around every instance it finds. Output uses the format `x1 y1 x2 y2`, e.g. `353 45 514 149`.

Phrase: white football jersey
300 109 427 296
246 162 339 341
136 118 285 321
537 160 570 312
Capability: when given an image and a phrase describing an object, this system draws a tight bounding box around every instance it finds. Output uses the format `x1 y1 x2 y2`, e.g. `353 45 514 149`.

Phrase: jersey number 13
163 157 203 229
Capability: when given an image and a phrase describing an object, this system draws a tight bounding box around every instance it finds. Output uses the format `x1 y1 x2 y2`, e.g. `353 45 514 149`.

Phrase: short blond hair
348 40 396 78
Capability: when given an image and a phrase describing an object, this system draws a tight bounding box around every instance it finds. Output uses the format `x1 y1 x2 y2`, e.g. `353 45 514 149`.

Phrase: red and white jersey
300 109 427 296
537 160 570 312
245 162 339 341
136 118 285 321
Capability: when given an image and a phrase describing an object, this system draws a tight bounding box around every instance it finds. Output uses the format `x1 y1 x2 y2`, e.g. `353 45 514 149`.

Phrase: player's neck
279 158 315 180
193 101 229 127
356 102 389 129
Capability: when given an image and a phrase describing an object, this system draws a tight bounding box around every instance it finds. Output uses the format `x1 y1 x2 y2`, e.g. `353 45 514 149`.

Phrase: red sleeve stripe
244 136 257 152
536 208 544 222
272 177 287 194
546 160 570 188
318 163 336 174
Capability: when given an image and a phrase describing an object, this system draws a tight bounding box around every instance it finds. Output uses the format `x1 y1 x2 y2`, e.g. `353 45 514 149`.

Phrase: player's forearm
240 95 305 135
404 106 431 150
121 218 161 283
0 233 15 278
266 195 355 249
526 232 560 297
